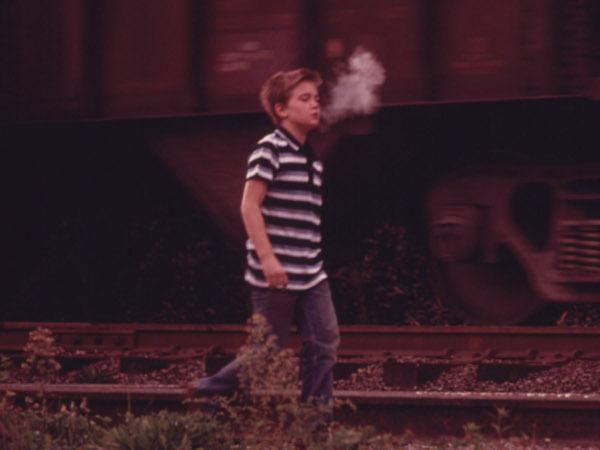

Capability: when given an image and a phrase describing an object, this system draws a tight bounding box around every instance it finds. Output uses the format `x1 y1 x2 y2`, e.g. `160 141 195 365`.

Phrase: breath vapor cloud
321 46 386 128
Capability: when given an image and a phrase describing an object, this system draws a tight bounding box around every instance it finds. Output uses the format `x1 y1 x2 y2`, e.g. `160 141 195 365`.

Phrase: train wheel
432 259 543 325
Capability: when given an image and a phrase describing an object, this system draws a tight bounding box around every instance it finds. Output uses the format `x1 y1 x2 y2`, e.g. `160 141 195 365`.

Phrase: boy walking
189 68 340 409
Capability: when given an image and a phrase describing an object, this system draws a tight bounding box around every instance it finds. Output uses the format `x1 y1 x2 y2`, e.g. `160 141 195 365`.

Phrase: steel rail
3 383 600 408
2 383 600 441
2 322 600 360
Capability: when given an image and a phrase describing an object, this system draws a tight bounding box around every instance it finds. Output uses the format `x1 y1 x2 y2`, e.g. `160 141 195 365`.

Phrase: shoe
185 378 236 398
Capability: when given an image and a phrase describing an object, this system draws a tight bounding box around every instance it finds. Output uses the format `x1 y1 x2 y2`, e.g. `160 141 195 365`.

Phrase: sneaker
185 378 235 398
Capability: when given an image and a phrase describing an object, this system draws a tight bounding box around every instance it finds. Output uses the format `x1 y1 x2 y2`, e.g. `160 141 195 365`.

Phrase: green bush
0 396 108 449
330 224 463 325
21 327 63 383
0 355 12 383
103 410 228 450
188 314 407 449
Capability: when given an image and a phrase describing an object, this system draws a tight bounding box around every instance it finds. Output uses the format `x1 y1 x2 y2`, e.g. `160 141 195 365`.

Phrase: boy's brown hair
259 68 323 125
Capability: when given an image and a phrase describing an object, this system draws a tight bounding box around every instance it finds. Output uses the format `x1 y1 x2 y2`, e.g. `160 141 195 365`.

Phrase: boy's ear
274 102 287 120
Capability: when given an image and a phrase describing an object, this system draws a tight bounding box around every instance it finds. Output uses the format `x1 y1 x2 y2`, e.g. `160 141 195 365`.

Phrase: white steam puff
321 47 386 127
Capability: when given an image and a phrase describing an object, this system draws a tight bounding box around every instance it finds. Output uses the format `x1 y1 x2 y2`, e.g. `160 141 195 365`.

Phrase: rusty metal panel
99 0 195 117
554 0 591 95
0 0 86 122
520 0 556 96
202 0 305 112
318 0 426 104
436 0 555 101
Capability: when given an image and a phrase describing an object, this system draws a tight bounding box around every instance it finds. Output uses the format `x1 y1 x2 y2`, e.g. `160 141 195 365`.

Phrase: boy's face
277 81 321 132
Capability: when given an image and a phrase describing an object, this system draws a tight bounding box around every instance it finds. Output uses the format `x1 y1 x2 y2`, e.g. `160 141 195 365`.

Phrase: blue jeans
194 280 340 402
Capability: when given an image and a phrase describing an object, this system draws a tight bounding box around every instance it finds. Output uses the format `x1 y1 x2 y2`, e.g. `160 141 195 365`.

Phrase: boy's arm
240 179 288 290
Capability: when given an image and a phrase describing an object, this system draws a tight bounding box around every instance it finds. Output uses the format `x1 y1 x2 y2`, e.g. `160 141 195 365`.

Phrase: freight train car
2 0 599 324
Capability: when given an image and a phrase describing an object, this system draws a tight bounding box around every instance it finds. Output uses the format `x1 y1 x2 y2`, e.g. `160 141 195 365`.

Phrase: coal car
2 0 599 323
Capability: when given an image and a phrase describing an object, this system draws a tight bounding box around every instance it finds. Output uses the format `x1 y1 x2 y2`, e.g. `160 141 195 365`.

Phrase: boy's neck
280 121 308 145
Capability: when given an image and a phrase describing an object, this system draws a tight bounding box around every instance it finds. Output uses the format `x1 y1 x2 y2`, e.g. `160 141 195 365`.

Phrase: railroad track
4 321 600 387
2 383 600 441
3 321 600 359
3 321 600 388
3 322 600 441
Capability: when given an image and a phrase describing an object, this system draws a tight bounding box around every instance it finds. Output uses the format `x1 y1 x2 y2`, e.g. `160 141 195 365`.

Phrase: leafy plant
487 406 513 439
236 313 299 396
73 360 119 384
0 395 109 449
103 410 228 450
457 422 484 449
21 327 63 382
0 355 12 382
330 224 464 326
190 313 407 448
193 314 320 448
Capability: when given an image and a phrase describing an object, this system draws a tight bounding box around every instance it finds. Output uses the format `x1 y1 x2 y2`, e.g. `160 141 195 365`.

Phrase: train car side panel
202 0 305 112
0 0 86 122
98 0 195 117
435 0 556 100
318 0 426 104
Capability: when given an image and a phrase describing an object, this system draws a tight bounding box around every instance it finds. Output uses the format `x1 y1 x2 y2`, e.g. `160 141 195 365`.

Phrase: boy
189 68 340 411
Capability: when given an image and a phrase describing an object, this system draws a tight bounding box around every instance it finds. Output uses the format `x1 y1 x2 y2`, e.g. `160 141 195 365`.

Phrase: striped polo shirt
244 127 327 290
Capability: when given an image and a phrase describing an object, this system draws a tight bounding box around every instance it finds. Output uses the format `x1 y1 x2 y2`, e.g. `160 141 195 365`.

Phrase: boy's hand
262 254 288 290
